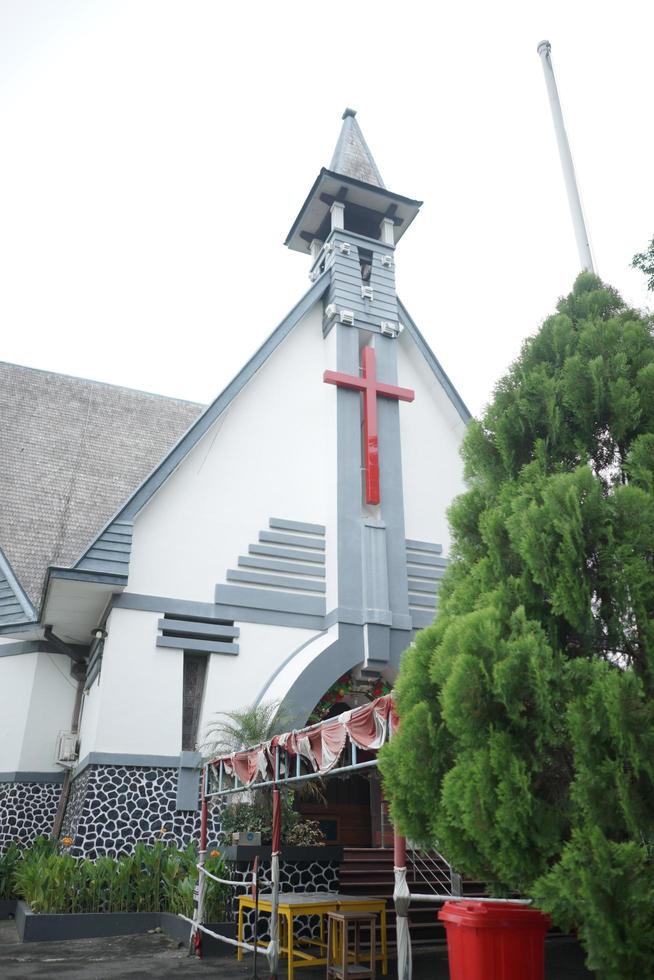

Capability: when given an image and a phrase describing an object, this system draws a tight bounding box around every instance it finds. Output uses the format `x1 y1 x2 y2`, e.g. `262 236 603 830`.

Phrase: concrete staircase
339 847 487 949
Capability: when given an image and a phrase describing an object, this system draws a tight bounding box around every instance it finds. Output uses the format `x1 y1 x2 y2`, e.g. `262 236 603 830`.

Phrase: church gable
125 292 332 606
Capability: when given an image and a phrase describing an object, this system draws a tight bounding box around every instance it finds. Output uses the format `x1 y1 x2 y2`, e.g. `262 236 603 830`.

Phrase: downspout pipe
51 661 86 839
537 40 595 273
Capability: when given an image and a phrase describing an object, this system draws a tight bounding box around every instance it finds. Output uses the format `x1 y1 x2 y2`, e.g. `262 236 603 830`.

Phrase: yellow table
237 892 388 980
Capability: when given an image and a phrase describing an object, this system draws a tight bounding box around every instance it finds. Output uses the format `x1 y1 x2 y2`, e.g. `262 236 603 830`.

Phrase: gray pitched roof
0 362 204 610
329 108 385 188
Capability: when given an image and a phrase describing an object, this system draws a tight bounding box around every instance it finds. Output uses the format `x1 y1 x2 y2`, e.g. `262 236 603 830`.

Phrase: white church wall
0 651 37 772
19 654 77 772
127 301 333 604
0 651 77 773
396 331 468 553
197 621 319 747
79 609 183 758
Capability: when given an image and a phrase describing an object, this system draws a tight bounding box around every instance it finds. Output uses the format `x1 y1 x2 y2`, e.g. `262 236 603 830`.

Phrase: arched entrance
294 672 392 846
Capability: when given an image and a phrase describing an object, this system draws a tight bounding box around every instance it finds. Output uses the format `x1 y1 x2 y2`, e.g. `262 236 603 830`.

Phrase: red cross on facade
324 346 415 505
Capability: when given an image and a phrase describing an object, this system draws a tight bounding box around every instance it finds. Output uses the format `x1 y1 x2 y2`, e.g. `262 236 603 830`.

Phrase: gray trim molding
176 750 202 811
0 771 65 783
280 624 371 729
76 520 133 578
214 585 325 617
112 592 326 632
0 639 67 659
73 752 182 778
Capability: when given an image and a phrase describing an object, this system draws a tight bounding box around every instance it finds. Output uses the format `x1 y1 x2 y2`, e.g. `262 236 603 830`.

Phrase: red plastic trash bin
438 901 551 980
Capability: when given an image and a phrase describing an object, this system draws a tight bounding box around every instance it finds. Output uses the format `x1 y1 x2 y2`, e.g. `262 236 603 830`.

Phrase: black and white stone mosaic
60 765 222 858
0 781 62 852
234 860 340 943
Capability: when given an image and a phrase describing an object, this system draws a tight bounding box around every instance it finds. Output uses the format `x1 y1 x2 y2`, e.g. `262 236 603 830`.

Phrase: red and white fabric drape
215 694 397 786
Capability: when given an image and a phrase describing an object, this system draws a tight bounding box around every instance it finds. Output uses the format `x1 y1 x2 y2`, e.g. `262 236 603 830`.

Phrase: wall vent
340 309 355 325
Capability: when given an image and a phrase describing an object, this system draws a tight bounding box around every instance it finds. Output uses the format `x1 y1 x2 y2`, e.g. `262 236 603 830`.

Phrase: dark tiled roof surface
329 108 385 188
0 362 205 608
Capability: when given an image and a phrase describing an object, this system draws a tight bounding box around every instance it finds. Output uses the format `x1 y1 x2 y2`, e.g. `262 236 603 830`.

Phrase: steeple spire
329 108 385 189
285 109 421 256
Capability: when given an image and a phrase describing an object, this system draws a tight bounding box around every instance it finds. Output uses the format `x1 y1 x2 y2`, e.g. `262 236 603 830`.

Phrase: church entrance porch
293 671 393 849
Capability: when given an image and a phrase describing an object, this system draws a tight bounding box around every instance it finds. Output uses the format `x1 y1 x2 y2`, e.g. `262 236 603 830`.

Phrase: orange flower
210 849 220 858
61 836 73 847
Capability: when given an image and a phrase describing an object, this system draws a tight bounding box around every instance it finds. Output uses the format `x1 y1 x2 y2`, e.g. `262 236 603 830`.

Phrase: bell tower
285 110 424 672
285 107 422 342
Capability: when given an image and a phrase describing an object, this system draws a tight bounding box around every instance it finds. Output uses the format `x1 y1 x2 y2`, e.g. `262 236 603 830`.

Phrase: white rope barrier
196 863 255 889
178 914 257 952
410 893 531 905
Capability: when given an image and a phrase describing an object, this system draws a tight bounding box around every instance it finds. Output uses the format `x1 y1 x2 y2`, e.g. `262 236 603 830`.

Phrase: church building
0 110 469 855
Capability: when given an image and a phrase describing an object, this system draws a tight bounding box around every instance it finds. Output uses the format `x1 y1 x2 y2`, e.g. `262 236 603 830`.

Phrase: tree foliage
632 236 654 293
380 273 654 978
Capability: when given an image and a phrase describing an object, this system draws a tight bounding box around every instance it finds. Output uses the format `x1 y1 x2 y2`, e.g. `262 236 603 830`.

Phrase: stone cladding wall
0 781 62 852
60 764 222 858
232 858 341 943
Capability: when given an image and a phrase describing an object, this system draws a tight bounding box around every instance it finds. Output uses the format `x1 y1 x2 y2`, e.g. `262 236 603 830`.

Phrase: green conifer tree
380 273 654 978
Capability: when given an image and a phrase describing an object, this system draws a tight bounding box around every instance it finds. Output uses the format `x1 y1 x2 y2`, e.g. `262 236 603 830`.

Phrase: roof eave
285 168 422 253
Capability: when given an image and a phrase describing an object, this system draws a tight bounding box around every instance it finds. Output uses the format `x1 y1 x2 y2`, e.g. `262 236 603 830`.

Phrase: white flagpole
537 40 595 274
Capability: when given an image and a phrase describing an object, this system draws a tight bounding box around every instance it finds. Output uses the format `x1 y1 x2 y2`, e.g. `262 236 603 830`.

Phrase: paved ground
0 919 595 979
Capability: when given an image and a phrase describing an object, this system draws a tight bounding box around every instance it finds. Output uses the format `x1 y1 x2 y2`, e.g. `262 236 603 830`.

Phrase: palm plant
203 700 326 836
202 700 287 758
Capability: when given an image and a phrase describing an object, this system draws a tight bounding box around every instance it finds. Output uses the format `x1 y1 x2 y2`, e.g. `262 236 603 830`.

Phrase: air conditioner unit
340 310 355 326
55 731 79 769
379 320 399 337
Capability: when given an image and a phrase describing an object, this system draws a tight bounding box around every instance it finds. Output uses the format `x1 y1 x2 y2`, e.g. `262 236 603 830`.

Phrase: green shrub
10 840 230 919
380 273 654 977
0 844 21 900
219 792 325 846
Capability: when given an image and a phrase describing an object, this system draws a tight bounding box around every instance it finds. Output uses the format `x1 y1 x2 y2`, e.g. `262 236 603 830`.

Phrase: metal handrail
407 846 461 897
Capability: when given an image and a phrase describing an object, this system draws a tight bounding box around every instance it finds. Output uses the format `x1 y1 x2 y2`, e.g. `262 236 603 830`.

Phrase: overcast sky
1 1 652 418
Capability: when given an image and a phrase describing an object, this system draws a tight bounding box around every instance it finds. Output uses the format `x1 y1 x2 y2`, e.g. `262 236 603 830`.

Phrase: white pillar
537 40 595 273
331 201 345 232
380 218 395 246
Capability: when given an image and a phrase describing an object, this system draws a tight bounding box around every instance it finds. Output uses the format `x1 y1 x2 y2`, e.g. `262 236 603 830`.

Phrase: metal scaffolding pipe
537 40 595 273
